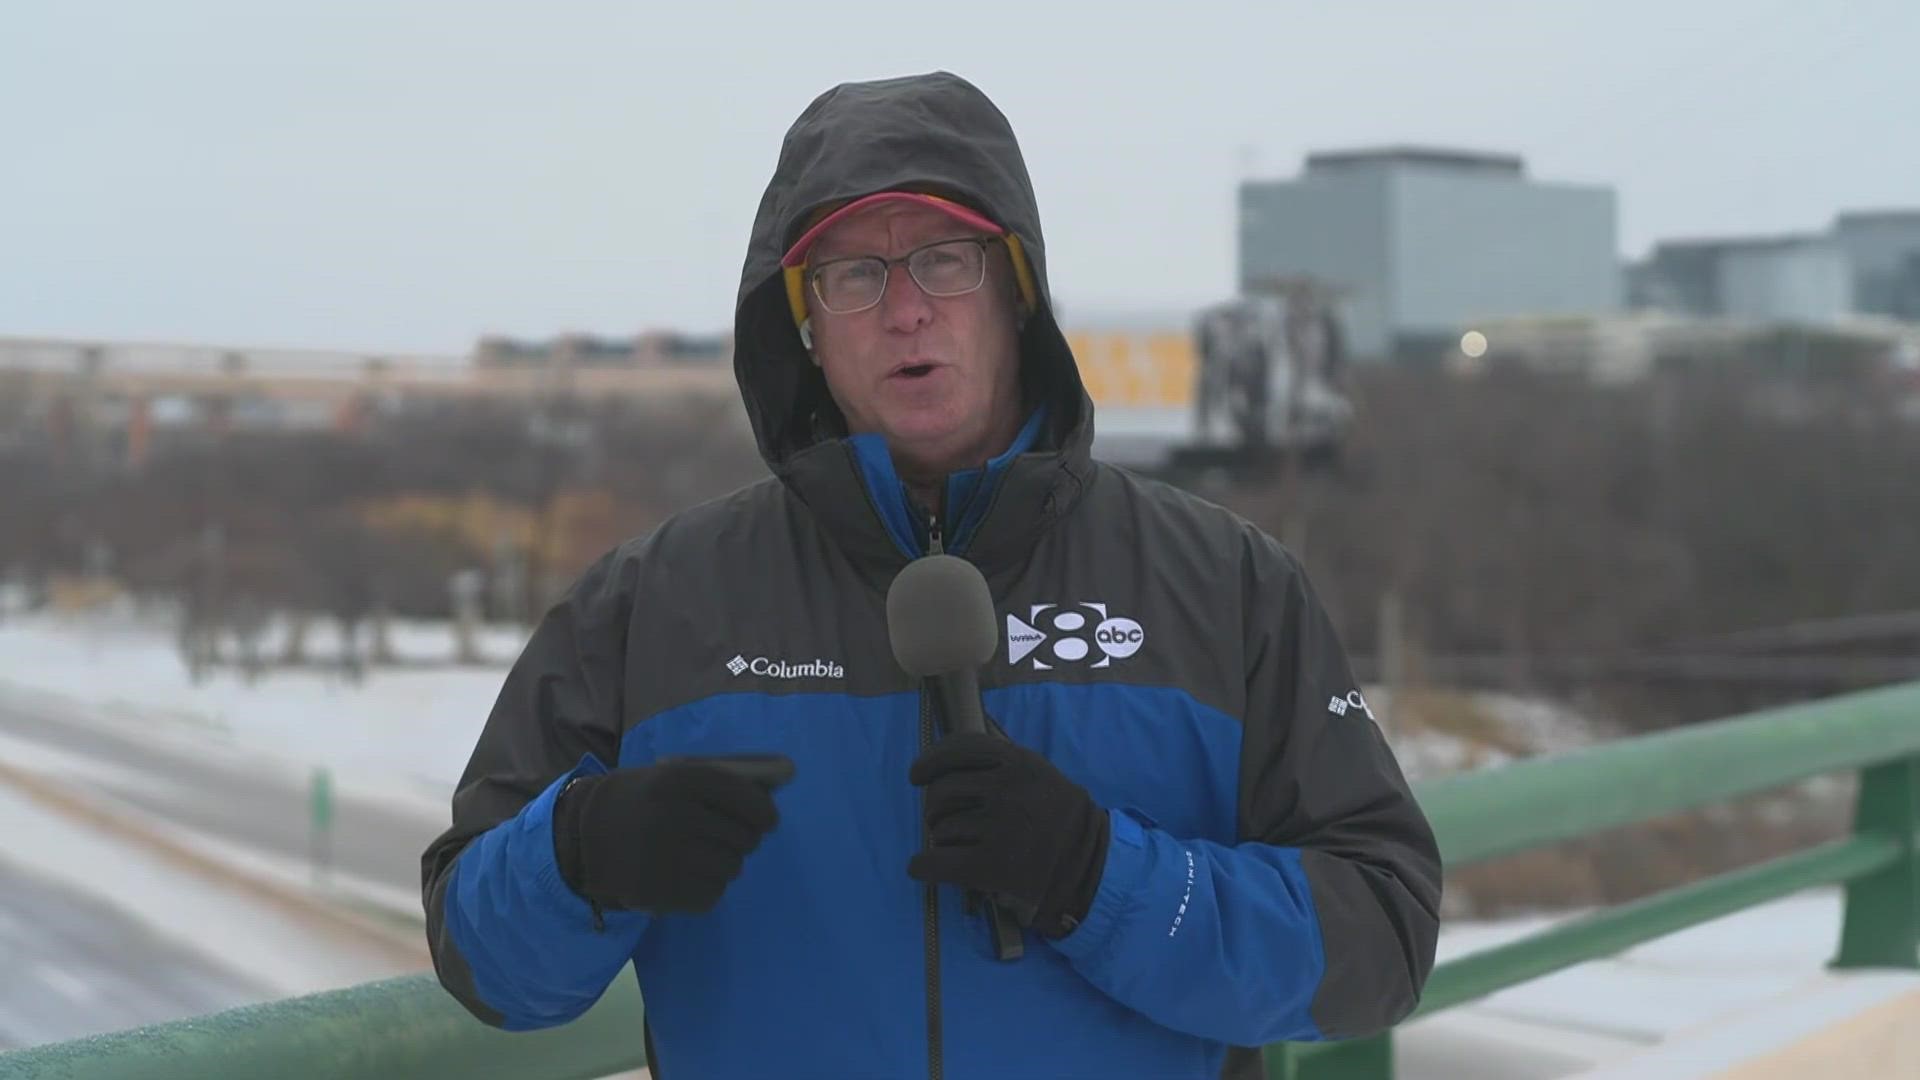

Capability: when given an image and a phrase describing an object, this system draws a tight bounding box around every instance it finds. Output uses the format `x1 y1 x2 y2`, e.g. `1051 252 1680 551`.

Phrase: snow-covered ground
2 603 1913 1076
1408 890 1920 1078
0 603 1611 796
0 603 475 1053
0 601 519 797
0 779 420 1005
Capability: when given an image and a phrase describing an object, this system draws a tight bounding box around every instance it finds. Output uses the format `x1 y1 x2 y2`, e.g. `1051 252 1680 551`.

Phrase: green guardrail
6 682 1917 1080
0 968 650 1080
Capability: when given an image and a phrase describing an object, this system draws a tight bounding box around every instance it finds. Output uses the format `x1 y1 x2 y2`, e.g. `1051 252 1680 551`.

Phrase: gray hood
732 70 1093 473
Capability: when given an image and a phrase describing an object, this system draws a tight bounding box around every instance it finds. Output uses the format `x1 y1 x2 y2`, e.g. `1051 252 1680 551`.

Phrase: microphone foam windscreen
886 554 998 677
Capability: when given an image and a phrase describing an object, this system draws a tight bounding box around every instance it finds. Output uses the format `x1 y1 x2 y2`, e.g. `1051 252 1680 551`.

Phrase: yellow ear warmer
784 264 811 334
1004 234 1039 318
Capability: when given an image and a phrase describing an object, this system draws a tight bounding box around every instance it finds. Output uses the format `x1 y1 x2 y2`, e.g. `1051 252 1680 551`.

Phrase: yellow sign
1064 330 1196 407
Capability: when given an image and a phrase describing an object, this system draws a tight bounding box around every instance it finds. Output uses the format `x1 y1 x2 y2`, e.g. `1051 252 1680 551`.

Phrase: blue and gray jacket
421 69 1441 1080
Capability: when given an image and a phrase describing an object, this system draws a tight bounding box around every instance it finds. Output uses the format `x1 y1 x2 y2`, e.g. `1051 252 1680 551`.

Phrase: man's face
805 201 1025 479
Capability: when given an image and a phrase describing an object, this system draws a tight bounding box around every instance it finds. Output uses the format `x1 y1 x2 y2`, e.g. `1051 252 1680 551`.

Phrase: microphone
886 553 1031 961
886 553 996 731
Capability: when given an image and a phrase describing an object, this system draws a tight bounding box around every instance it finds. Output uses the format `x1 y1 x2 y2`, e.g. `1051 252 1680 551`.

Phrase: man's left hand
907 731 1110 939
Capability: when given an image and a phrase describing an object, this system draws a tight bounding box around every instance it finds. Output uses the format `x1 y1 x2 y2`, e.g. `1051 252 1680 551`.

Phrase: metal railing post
1831 754 1920 970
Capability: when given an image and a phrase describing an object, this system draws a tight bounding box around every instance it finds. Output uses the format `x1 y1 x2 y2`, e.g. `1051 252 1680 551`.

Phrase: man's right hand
553 759 782 914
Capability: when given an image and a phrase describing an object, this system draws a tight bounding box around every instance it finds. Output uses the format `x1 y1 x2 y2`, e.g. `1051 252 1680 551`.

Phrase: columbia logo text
1327 689 1375 720
727 655 845 680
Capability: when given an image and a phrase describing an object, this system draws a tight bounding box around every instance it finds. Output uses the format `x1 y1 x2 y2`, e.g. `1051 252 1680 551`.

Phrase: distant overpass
2 326 1199 409
0 334 741 406
2 328 1217 468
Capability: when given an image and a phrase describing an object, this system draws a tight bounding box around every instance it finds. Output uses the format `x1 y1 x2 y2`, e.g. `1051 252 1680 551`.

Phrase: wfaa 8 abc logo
1005 603 1145 670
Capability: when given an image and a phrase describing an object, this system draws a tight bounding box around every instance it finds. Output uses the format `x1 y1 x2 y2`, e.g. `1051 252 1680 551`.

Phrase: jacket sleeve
420 545 653 1031
1048 529 1442 1047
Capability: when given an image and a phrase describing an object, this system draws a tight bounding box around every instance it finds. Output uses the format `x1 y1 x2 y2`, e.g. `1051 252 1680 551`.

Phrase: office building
1833 210 1920 320
1238 147 1620 363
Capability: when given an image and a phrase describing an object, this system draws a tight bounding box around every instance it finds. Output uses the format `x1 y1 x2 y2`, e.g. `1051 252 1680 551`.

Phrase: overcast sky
3 1 1914 353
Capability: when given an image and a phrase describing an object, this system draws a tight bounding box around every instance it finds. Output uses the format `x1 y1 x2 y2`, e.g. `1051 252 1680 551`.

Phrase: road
0 858 270 1050
3 684 1910 1077
0 688 443 898
0 686 439 1056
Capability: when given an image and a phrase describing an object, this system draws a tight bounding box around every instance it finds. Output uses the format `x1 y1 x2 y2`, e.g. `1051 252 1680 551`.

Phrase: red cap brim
780 192 1004 268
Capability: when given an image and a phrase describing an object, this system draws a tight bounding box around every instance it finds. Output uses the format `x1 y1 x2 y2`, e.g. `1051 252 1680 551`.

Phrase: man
422 70 1440 1079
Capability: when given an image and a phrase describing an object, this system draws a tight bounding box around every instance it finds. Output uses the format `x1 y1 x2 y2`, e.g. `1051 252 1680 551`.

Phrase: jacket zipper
921 508 944 1080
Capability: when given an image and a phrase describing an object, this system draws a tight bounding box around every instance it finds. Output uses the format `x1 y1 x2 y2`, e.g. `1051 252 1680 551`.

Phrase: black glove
907 731 1109 939
553 759 781 915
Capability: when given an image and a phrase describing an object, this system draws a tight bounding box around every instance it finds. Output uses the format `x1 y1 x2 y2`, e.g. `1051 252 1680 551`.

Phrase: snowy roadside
0 604 1614 933
0 721 432 933
0 603 1611 797
0 771 424 1007
0 601 520 797
0 678 453 831
0 682 449 931
2 605 1906 1076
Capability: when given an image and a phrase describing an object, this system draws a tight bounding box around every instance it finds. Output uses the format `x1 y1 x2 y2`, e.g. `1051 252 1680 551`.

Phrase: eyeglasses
806 236 1003 315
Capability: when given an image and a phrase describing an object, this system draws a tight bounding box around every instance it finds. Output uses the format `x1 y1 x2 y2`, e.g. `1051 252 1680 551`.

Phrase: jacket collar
844 404 1048 560
778 335 1096 590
